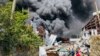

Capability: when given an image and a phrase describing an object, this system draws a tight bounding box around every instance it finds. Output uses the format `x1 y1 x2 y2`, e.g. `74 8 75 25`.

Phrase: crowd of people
58 48 81 56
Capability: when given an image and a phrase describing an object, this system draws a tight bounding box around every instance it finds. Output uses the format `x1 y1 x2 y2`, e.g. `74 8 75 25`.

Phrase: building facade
82 11 100 39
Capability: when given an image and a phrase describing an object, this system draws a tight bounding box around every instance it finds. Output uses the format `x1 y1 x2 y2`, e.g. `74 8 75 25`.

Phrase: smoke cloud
0 0 7 5
95 0 100 10
16 0 97 38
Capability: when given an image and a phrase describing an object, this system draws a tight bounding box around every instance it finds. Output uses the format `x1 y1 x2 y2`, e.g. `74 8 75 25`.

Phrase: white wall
82 29 97 39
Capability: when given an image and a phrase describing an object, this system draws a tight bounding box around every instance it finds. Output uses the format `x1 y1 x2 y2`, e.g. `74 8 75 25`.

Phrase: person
70 48 75 56
76 48 81 56
37 23 49 45
37 25 45 38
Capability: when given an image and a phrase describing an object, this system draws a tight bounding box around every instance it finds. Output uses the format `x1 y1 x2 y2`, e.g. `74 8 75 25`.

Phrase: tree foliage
0 1 43 55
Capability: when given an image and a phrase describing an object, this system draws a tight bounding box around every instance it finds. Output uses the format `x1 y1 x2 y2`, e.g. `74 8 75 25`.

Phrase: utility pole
94 0 100 24
10 0 16 19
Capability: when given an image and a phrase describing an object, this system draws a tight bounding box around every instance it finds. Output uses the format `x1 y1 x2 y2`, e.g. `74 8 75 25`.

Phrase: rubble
89 35 100 56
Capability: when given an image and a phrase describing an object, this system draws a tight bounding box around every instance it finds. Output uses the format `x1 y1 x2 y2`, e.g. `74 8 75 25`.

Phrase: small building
82 11 100 39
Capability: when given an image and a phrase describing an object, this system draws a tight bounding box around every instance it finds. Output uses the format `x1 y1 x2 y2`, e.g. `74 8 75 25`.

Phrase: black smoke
0 0 8 5
71 0 94 22
16 0 95 38
15 0 29 11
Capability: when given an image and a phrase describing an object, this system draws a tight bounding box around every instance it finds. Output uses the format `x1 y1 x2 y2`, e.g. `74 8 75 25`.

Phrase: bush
0 1 43 56
89 35 100 56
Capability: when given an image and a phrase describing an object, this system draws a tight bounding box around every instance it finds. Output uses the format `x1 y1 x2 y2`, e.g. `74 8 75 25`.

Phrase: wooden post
28 8 30 18
10 0 16 19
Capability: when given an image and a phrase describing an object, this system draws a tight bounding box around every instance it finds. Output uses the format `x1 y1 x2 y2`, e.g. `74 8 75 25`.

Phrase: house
82 11 100 39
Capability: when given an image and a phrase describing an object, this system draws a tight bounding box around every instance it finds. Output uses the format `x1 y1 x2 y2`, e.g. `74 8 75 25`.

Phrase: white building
82 29 97 39
82 11 100 39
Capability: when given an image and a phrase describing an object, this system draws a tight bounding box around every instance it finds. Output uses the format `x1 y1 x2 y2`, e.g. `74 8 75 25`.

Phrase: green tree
0 1 43 56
